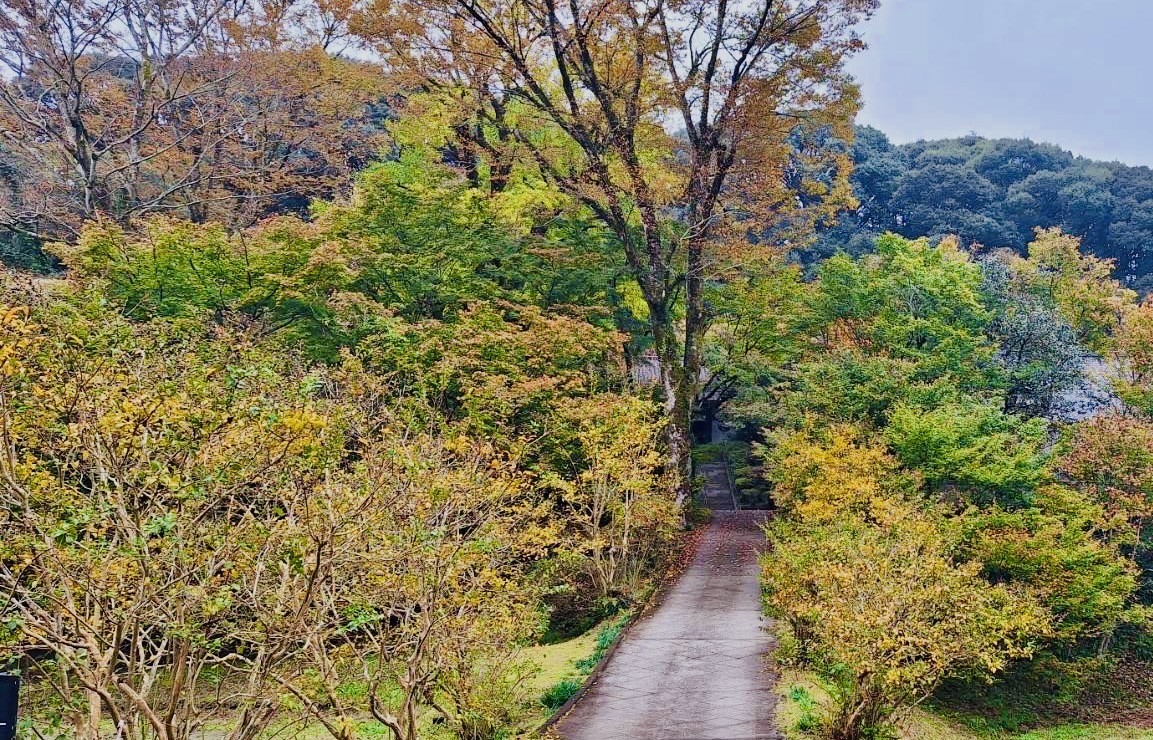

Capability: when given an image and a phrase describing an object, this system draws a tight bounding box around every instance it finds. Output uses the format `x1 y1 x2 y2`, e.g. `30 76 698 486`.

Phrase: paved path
698 461 738 511
555 509 778 739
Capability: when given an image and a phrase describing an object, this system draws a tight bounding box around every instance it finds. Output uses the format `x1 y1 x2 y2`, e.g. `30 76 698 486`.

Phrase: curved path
556 465 779 739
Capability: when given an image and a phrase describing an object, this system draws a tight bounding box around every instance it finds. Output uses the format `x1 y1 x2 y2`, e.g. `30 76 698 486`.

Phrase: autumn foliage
0 276 678 738
4 3 1153 739
750 232 1149 738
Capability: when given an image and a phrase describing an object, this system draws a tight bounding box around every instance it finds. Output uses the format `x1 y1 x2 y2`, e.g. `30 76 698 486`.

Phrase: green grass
773 668 1153 740
517 622 604 695
573 613 629 674
540 678 584 710
512 614 634 729
788 684 822 733
775 668 833 738
1012 726 1153 739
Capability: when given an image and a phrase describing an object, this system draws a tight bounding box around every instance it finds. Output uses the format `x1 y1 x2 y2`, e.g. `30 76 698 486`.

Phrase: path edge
537 521 711 736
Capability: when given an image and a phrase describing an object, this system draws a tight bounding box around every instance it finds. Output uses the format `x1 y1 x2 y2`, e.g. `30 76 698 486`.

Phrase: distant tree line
809 126 1153 289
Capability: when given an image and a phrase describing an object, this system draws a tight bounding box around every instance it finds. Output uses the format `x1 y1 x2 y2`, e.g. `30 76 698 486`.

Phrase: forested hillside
811 126 1153 287
1 1 1153 740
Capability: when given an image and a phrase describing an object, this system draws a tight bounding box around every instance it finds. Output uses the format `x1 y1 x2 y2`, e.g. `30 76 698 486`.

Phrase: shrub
762 511 1051 740
959 485 1140 648
540 678 583 711
885 400 1047 507
757 424 915 523
440 656 536 740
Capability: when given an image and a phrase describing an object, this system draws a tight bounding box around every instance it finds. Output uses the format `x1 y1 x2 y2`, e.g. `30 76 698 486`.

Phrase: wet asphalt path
554 509 779 739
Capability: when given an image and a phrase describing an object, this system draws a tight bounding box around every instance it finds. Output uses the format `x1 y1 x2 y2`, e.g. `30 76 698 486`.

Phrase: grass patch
787 685 822 733
518 622 603 695
772 667 1153 740
513 612 633 728
774 668 832 738
898 708 982 740
573 613 628 674
1014 726 1153 739
900 711 1153 739
540 677 583 711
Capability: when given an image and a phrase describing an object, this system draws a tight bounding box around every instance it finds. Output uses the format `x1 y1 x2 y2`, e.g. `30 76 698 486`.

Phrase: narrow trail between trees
554 463 779 740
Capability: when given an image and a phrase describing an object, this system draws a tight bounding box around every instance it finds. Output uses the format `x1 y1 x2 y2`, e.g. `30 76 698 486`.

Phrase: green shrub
691 443 724 463
885 400 1047 507
686 499 714 525
763 511 1051 740
789 685 822 733
540 678 583 710
596 619 625 651
575 614 629 673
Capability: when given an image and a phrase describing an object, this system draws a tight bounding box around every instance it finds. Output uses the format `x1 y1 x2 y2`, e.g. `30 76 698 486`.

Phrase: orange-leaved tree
0 0 387 239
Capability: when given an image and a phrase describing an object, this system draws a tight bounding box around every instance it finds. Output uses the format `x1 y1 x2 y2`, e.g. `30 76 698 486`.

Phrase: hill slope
812 126 1153 287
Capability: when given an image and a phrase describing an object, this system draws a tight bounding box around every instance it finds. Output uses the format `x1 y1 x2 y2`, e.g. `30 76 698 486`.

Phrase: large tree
358 0 875 500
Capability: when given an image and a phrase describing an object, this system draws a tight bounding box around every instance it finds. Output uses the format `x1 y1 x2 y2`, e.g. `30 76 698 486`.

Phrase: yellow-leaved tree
0 295 551 740
763 512 1051 740
1012 227 1136 352
543 394 679 599
759 424 1051 739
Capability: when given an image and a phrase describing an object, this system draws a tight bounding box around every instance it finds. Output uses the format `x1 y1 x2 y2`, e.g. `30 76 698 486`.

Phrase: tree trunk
651 305 694 509
650 235 708 511
665 377 694 509
82 689 101 739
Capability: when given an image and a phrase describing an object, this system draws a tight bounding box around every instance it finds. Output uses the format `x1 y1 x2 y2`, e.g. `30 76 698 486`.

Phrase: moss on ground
519 623 604 695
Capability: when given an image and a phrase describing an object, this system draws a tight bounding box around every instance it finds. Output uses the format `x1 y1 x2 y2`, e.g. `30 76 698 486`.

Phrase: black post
0 674 18 740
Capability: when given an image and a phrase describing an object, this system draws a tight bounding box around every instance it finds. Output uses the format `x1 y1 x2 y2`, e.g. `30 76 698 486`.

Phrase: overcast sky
846 0 1153 166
